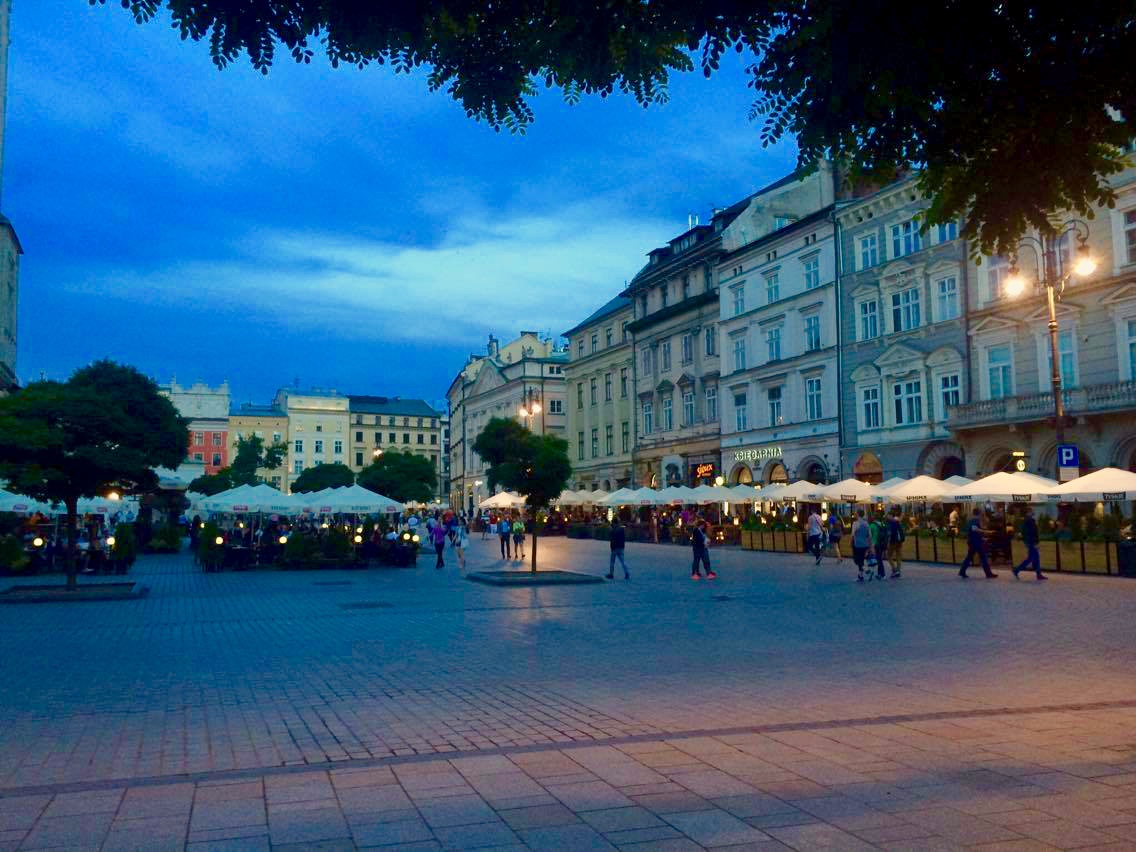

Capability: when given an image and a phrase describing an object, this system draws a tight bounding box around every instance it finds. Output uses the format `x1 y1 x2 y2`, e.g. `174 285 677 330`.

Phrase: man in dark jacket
960 508 998 578
691 520 716 580
1013 507 1047 580
606 521 629 580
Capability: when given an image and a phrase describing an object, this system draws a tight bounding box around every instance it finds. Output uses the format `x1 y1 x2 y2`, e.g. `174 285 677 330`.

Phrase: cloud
77 199 675 346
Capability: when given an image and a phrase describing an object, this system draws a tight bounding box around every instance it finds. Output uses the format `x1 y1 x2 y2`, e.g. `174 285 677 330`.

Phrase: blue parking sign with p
1058 444 1079 468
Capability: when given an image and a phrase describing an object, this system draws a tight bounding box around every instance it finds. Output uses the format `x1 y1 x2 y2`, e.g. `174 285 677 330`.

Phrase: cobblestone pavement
1 536 1135 849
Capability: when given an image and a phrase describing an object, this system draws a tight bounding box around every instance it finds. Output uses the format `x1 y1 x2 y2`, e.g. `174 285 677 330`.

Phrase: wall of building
162 381 231 475
273 390 349 491
227 412 289 489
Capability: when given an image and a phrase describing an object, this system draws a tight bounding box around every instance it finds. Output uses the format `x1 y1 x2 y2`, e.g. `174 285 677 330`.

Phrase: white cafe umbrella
874 475 958 502
202 483 288 513
599 487 637 506
775 480 826 501
320 484 405 514
817 478 879 503
658 485 697 505
690 485 736 504
729 484 760 501
1046 467 1136 503
584 489 610 503
952 471 1058 504
478 491 526 509
753 482 787 500
0 489 50 514
551 489 581 506
943 475 974 487
624 487 667 506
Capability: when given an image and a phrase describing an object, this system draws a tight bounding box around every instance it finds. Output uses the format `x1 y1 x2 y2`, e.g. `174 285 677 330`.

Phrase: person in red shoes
691 519 717 580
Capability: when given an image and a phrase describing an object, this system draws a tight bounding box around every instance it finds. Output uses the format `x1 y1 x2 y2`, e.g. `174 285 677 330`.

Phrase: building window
803 256 820 289
660 284 669 308
319 424 326 432
682 391 695 425
605 327 613 347
859 300 879 341
988 344 1013 399
940 374 960 412
767 386 783 426
577 432 585 461
193 452 203 462
862 387 880 429
662 397 673 430
294 439 303 453
372 431 380 444
605 425 614 456
621 320 630 342
732 284 745 316
765 273 779 304
1125 210 1136 264
860 234 878 269
577 339 584 358
355 430 363 442
271 476 281 488
620 367 628 397
194 432 204 445
891 287 921 332
937 221 958 242
706 386 718 422
272 432 282 443
417 417 423 428
1045 329 1078 388
733 336 746 372
642 348 652 375
893 380 923 424
211 453 222 467
294 460 303 474
1128 319 1136 379
639 294 648 317
590 333 598 353
987 256 1011 301
334 440 343 454
805 377 823 420
314 439 323 454
661 340 671 371
355 452 363 466
705 326 717 356
417 434 424 444
805 316 821 351
604 372 612 401
681 333 693 365
577 382 584 408
388 416 396 426
682 274 691 298
549 399 563 414
621 421 630 453
403 433 410 444
891 219 921 258
734 392 748 431
590 428 599 458
936 277 960 321
389 432 396 444
211 433 222 447
766 327 781 361
401 419 408 427
430 434 438 444
642 403 653 434
590 377 598 405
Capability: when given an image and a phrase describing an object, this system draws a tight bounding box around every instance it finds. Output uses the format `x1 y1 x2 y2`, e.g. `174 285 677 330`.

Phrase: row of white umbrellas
197 483 405 516
0 489 140 517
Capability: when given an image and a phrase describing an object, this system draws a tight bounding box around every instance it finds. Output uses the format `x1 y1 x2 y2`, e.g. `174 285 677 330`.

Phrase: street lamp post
1004 220 1097 478
517 386 544 432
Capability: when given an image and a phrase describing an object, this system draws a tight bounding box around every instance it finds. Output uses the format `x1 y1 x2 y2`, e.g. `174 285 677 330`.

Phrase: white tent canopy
0 489 50 514
690 485 736 504
952 471 1058 503
478 491 526 509
318 484 405 514
1046 467 1136 503
775 480 826 501
753 482 787 500
874 475 959 502
729 484 761 502
599 487 637 506
551 489 582 506
816 478 879 503
202 483 289 513
657 485 698 505
944 475 974 487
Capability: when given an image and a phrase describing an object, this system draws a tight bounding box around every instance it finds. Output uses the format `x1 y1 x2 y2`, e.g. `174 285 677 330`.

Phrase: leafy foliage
0 534 28 572
357 450 436 503
291 462 356 493
473 418 571 512
229 434 287 485
188 471 234 495
99 1 1134 254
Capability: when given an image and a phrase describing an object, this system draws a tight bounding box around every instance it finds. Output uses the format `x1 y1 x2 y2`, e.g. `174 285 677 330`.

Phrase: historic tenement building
837 176 970 483
161 380 232 475
447 332 567 513
346 396 445 492
716 164 839 486
563 296 635 492
0 0 20 393
948 166 1136 476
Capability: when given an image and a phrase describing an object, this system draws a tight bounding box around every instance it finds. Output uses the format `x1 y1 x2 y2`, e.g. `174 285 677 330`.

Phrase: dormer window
660 285 669 308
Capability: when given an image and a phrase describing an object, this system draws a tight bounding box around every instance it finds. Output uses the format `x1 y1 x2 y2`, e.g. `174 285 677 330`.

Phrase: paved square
2 536 1136 849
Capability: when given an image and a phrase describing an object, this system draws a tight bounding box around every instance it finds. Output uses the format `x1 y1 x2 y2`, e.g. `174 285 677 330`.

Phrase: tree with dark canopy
290 462 356 493
99 1 1133 255
0 360 187 589
357 450 437 504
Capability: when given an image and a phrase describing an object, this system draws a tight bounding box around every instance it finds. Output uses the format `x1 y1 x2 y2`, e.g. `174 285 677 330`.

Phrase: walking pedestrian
870 513 888 579
606 520 629 580
454 518 469 571
1012 507 1047 580
431 522 446 569
497 515 512 559
807 509 824 566
960 507 998 578
482 513 492 540
827 513 845 563
885 508 905 578
512 515 526 560
691 520 716 580
851 510 872 581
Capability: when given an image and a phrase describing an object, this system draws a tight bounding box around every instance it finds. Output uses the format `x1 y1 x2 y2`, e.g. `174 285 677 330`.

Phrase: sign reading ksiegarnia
733 446 783 462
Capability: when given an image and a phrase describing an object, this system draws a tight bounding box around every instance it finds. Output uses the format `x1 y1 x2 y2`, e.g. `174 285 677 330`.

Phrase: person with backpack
960 507 998 579
806 509 824 566
885 508 905 578
512 515 526 560
606 520 629 580
690 520 716 580
851 510 871 582
827 513 844 563
497 515 512 559
1013 507 1047 581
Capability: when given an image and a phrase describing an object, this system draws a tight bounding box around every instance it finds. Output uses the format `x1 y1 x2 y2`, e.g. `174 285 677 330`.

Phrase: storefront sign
1102 492 1127 501
732 446 783 463
693 463 716 479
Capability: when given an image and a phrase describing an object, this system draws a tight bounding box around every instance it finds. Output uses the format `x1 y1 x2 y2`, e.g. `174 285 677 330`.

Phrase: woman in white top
454 520 470 570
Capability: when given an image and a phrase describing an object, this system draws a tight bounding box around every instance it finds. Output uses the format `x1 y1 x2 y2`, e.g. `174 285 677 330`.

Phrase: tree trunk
530 523 539 573
65 498 79 592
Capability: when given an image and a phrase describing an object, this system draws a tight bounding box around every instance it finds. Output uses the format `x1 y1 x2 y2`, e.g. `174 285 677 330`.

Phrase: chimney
687 212 699 229
487 335 499 358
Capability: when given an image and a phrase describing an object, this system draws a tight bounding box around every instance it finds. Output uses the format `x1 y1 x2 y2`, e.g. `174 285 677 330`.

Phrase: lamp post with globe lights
517 386 545 432
1002 221 1097 477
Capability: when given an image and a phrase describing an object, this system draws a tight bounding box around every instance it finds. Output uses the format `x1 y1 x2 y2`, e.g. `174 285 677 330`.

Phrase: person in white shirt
807 510 824 566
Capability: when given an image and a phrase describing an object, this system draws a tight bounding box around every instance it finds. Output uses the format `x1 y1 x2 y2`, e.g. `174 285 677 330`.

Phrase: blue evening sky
7 1 798 407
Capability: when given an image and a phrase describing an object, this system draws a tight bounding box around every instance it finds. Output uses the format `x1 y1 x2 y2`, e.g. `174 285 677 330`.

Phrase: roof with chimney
347 396 442 418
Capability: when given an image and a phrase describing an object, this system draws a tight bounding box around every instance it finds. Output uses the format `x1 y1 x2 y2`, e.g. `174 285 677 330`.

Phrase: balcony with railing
947 380 1136 430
